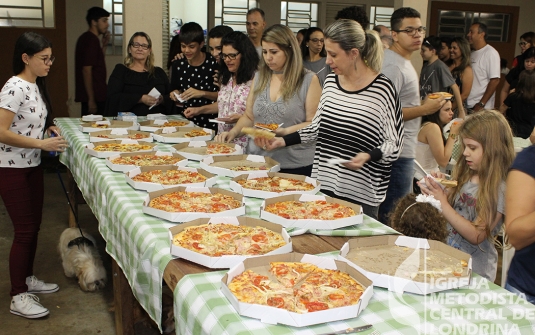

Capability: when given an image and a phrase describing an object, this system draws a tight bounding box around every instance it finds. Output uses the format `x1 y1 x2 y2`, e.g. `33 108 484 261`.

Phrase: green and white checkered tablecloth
174 252 535 335
54 117 398 331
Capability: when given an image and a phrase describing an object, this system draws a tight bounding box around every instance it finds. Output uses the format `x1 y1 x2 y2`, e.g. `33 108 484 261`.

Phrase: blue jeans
505 282 535 305
378 157 414 225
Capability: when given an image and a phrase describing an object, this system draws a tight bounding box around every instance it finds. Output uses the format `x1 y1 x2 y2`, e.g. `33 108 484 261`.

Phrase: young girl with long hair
422 110 515 281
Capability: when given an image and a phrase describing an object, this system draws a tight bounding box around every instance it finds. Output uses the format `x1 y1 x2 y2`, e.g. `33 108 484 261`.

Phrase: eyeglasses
131 43 150 50
36 55 55 65
394 26 426 36
309 38 324 44
220 52 240 60
519 42 529 47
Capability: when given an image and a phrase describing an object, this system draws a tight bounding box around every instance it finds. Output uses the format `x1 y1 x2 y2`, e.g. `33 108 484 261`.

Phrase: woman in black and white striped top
258 19 404 219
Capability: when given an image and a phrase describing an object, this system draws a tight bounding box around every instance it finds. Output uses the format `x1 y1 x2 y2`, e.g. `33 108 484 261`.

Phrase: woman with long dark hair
448 37 472 113
500 70 535 138
300 27 331 86
0 31 67 319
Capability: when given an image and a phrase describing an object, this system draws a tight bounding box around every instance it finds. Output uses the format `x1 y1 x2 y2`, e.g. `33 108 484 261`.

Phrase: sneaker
26 276 59 294
10 293 49 319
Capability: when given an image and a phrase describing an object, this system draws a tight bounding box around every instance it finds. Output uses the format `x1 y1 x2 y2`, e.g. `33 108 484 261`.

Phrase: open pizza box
260 194 363 230
168 217 292 268
139 119 193 132
125 166 217 191
84 140 156 158
229 172 321 199
199 155 281 177
338 235 472 295
89 129 153 143
81 114 103 122
221 253 373 327
146 113 167 120
105 151 188 172
152 127 213 143
142 186 246 222
78 120 139 133
171 141 243 161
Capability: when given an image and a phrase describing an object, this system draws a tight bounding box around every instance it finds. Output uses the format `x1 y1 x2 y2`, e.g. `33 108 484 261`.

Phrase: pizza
237 176 315 192
148 191 241 213
184 129 211 138
131 169 207 185
228 262 364 313
128 133 150 140
92 143 153 152
109 154 184 166
91 123 109 128
428 92 453 99
255 123 279 131
264 200 356 220
242 127 276 139
206 143 236 155
96 135 110 138
230 165 268 171
172 223 286 256
435 178 457 188
159 120 190 127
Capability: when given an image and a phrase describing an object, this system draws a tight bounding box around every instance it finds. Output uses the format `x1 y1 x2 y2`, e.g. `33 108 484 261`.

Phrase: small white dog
58 228 107 292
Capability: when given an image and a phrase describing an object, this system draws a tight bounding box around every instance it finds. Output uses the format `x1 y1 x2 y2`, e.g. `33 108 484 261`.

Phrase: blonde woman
105 32 170 116
215 24 321 176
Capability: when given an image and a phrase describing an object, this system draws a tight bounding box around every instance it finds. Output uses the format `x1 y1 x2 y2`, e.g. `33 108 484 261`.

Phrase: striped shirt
290 73 404 206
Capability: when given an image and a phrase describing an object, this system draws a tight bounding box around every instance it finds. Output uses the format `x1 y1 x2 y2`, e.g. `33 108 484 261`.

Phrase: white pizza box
200 155 280 177
338 235 472 295
221 253 373 327
105 151 188 172
139 119 193 132
229 172 321 199
146 113 167 120
81 114 103 122
125 166 217 192
168 217 293 269
89 129 154 143
171 141 243 161
79 120 139 133
84 140 156 158
260 194 363 230
142 186 246 222
152 127 214 143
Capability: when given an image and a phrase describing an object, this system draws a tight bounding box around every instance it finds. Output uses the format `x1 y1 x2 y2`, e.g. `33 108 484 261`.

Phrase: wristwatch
476 102 484 108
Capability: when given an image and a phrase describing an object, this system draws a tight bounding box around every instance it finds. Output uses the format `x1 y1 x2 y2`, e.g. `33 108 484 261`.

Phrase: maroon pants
0 166 44 296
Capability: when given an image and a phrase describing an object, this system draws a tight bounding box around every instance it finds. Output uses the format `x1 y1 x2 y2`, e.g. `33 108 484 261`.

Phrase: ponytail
362 30 383 74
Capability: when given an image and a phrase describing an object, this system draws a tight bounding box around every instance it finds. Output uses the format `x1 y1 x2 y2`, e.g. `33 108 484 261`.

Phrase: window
369 6 393 30
214 0 257 32
281 1 318 32
437 10 510 42
0 0 55 28
103 0 123 55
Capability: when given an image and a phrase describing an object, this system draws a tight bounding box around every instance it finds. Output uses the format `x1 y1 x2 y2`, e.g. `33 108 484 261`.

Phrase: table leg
66 169 86 228
112 259 135 335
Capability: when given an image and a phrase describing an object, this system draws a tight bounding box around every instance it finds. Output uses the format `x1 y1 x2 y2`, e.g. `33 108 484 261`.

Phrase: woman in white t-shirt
0 32 67 319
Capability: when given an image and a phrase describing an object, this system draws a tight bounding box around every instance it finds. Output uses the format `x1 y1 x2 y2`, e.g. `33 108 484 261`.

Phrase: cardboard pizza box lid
84 140 156 158
139 119 193 132
199 155 281 177
229 172 321 199
220 252 373 327
105 151 188 172
125 166 217 191
338 235 472 295
142 186 246 222
171 141 243 161
168 217 293 268
81 114 103 122
79 120 139 133
259 194 363 229
152 127 213 143
89 129 153 143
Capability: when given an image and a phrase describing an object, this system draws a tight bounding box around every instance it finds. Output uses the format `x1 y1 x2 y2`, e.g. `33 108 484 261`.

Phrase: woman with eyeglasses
499 47 535 107
512 31 535 68
0 32 68 319
105 32 170 116
216 31 259 148
301 27 331 87
215 24 322 176
448 37 473 113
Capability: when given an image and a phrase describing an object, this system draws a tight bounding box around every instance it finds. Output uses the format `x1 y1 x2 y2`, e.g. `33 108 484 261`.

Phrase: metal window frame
280 1 318 32
104 0 124 56
437 9 510 42
0 0 54 28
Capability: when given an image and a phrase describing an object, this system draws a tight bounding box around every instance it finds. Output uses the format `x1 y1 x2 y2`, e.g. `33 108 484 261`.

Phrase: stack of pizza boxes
171 141 243 161
229 172 321 199
125 166 218 192
338 235 473 295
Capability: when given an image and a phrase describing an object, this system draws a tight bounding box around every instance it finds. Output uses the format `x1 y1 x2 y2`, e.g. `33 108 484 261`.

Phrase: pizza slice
254 123 279 131
428 92 453 100
269 262 318 288
242 127 276 139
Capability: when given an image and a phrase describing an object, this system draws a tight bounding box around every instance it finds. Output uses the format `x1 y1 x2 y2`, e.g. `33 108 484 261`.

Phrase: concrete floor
0 157 161 335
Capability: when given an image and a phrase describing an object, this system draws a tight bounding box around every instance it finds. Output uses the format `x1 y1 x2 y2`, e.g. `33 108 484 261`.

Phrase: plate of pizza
84 140 156 158
428 92 453 100
260 194 363 230
169 217 292 268
89 129 153 143
142 186 245 222
229 172 321 198
200 154 280 177
171 141 243 161
221 253 373 327
106 151 188 172
338 236 472 295
152 127 213 143
125 166 217 191
242 127 276 139
79 120 140 133
139 119 193 132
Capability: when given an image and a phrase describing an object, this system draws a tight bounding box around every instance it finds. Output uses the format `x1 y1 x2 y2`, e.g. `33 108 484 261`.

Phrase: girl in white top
415 100 462 179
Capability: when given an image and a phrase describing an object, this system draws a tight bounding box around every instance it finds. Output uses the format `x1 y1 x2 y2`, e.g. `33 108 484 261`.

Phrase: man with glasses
75 7 110 116
378 7 445 224
466 22 500 113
